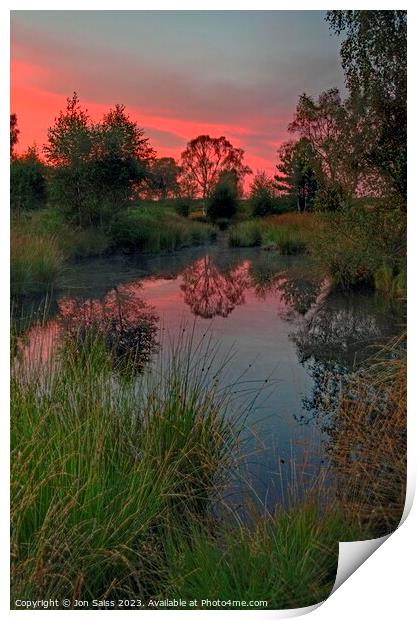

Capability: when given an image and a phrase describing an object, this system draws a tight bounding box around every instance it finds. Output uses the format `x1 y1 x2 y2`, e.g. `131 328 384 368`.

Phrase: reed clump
11 231 64 295
11 329 236 604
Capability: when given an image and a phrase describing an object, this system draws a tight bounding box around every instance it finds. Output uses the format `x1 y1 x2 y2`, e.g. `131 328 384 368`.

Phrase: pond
14 237 404 516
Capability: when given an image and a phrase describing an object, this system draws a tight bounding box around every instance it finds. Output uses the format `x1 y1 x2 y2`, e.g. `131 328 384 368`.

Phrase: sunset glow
11 10 343 179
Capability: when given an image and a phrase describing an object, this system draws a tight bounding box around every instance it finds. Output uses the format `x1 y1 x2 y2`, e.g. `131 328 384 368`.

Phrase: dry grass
328 334 406 537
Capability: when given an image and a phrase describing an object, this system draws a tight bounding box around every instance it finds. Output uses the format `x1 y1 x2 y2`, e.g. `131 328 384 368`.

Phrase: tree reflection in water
181 256 252 318
290 290 404 427
59 283 159 374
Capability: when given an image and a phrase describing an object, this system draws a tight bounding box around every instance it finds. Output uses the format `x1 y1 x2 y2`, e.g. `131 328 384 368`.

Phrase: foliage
206 170 239 221
10 146 47 212
45 94 154 228
110 206 216 252
324 336 406 537
309 203 406 289
229 213 314 254
147 157 181 199
327 10 407 206
180 134 251 199
10 113 19 158
11 331 236 603
174 199 191 218
288 89 361 204
250 171 277 217
275 139 319 212
165 501 361 609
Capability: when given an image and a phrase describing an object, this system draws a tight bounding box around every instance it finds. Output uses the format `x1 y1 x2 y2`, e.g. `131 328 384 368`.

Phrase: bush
10 153 47 212
207 176 238 222
310 204 406 290
174 200 191 218
314 183 346 212
110 207 216 252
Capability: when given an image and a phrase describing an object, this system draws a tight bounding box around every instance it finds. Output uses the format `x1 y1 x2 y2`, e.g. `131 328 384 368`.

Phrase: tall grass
229 214 314 254
309 205 406 292
164 499 362 609
11 232 64 295
11 317 405 607
11 329 236 604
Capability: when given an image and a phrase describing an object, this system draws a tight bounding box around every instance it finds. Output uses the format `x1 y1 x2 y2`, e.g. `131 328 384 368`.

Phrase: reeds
11 328 237 604
11 232 64 295
228 213 314 254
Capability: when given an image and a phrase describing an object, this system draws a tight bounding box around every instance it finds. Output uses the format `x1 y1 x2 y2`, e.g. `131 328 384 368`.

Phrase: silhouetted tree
45 94 154 227
275 139 319 212
180 135 251 200
206 170 239 221
10 145 47 213
10 113 19 159
148 157 180 199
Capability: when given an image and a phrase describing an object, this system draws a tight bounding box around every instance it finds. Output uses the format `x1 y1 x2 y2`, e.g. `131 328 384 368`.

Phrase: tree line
11 10 406 225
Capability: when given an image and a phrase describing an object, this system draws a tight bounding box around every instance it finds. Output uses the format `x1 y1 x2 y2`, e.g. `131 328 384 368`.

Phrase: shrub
206 175 238 222
110 207 216 252
174 200 191 218
251 187 276 217
10 151 47 212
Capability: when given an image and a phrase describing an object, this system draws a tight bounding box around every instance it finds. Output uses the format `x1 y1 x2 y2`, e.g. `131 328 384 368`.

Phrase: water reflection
290 289 404 425
181 256 252 318
59 284 159 374
12 245 404 514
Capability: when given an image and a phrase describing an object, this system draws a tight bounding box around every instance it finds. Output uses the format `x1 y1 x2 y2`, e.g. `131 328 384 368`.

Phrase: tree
180 135 251 199
288 90 360 198
10 145 47 213
148 157 180 200
250 171 277 217
326 10 407 206
45 94 154 227
206 170 239 222
275 139 319 212
10 113 19 159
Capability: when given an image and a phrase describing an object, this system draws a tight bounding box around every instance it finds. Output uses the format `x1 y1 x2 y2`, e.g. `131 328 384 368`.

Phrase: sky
10 10 345 179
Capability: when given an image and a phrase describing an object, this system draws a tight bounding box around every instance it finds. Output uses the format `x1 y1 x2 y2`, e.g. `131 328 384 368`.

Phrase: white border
2 3 416 619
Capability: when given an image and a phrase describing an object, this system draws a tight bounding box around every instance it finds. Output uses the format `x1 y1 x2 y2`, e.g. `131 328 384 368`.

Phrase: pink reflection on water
180 257 253 318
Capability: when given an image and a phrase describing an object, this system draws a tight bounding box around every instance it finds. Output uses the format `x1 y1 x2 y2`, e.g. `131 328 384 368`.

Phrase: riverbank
11 204 217 295
228 205 406 295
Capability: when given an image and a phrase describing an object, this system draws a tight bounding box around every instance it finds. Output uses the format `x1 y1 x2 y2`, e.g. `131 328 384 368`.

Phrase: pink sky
11 11 343 183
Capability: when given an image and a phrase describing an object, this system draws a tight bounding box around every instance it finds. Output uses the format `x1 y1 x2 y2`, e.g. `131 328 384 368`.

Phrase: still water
16 238 404 513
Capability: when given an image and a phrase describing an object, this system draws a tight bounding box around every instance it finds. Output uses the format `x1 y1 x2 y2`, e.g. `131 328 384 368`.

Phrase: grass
11 329 237 605
327 334 406 537
229 213 314 254
10 204 217 296
164 500 362 609
11 231 64 295
308 204 406 293
110 205 217 252
11 312 405 608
